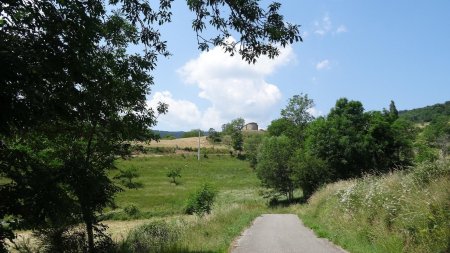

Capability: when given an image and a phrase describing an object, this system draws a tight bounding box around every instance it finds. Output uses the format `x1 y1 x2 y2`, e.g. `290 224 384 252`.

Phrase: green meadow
108 154 263 219
103 154 279 252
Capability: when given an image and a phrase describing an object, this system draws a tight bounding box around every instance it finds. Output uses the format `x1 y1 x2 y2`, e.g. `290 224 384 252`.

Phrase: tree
188 0 302 63
244 133 265 168
422 116 450 157
305 98 369 179
166 167 182 185
306 98 414 180
256 136 295 201
185 184 217 216
207 128 221 145
389 100 399 120
0 0 301 251
267 118 296 137
222 118 245 154
222 118 245 136
398 101 450 123
270 94 315 143
291 150 330 199
231 130 244 155
182 129 203 138
281 94 315 126
115 167 141 189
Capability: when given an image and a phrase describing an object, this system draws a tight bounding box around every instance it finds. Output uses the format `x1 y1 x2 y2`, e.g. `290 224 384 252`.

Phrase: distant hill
399 101 450 123
154 130 185 139
154 130 208 139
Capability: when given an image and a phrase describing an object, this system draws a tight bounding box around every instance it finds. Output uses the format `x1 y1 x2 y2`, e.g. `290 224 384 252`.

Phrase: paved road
231 214 347 253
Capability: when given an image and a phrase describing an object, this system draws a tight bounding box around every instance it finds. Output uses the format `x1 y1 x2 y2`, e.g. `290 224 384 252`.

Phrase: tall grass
112 187 271 252
299 159 450 253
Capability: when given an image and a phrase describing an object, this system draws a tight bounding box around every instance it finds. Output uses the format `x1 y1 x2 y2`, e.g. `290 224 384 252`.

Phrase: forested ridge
399 101 450 123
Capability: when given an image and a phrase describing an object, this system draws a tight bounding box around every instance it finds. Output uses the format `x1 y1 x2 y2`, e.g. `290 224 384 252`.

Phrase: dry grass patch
141 137 228 150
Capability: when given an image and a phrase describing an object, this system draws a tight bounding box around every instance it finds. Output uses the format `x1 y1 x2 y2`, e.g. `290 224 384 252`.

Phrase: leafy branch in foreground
0 0 301 251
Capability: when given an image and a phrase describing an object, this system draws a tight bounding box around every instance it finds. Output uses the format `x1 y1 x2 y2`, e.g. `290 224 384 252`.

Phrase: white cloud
172 40 295 130
147 91 203 130
313 14 347 36
307 107 323 117
314 14 332 36
316 59 330 70
336 25 348 34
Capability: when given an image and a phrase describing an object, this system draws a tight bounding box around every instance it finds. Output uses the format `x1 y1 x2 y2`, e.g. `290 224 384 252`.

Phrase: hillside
399 101 450 123
154 130 186 139
143 136 228 149
298 158 450 253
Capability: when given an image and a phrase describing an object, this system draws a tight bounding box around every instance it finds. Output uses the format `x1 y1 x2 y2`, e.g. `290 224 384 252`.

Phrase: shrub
243 134 264 169
256 136 296 201
411 158 450 186
183 147 194 152
120 221 180 253
162 135 176 140
291 151 331 199
166 167 182 185
123 204 140 217
114 167 141 189
30 224 114 253
185 184 217 216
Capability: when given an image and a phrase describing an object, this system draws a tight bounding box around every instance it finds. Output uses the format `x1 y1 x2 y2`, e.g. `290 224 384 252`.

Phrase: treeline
250 95 449 200
399 100 450 123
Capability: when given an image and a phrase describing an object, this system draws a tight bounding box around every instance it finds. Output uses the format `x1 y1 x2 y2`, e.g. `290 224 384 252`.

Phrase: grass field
108 154 262 218
140 136 229 150
10 154 276 252
105 154 282 252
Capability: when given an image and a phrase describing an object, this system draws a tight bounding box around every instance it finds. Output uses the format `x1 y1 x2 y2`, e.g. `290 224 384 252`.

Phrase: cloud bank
148 42 295 131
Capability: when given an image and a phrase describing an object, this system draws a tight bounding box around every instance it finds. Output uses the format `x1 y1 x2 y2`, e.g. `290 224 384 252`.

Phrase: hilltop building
244 122 258 131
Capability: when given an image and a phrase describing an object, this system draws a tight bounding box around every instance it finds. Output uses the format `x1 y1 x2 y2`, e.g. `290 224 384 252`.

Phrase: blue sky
142 0 450 131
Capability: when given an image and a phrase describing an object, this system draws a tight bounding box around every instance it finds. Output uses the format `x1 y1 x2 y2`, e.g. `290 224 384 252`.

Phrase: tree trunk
86 219 95 253
82 208 95 253
84 123 97 253
288 190 294 202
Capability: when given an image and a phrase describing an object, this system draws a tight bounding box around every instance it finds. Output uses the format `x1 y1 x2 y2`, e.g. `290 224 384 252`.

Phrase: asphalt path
231 214 348 253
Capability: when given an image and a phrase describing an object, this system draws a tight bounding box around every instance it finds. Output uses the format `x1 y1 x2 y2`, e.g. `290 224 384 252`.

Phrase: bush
185 184 217 216
243 134 264 169
291 151 331 199
162 135 176 140
412 158 450 186
256 136 296 201
123 204 140 217
183 147 194 152
114 167 142 189
166 167 182 185
30 224 114 253
120 221 180 253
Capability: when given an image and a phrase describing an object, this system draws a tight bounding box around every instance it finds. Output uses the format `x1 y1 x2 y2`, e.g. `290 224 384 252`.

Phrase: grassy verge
298 159 450 253
111 188 297 252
